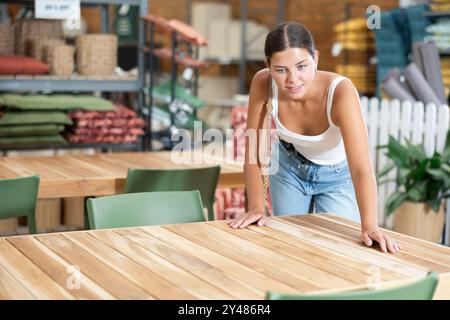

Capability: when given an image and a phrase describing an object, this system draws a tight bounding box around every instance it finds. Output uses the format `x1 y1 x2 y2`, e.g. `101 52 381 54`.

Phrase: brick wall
8 0 400 90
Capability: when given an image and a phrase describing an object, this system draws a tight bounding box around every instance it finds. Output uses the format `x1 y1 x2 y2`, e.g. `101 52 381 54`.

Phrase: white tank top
272 76 348 165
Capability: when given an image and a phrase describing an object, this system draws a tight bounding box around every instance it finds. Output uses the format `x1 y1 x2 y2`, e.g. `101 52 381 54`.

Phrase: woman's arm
332 79 401 253
228 69 269 228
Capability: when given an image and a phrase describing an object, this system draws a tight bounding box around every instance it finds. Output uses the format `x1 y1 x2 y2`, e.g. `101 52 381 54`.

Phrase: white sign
35 0 80 20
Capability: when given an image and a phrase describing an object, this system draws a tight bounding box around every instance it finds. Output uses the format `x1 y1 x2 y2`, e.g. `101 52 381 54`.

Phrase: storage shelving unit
188 0 285 94
0 0 148 152
422 10 450 56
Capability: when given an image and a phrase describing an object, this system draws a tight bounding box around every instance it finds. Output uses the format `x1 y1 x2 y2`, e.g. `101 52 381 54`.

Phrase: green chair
0 176 40 234
266 271 439 300
87 190 205 229
123 166 221 221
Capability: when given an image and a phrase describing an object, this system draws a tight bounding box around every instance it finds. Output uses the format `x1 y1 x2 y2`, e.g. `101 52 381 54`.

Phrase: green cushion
0 124 65 137
0 112 73 126
0 135 68 148
151 82 206 109
153 105 208 130
0 94 115 111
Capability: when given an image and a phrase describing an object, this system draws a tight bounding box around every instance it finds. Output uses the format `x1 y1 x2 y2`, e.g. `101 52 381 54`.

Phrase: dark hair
264 21 316 63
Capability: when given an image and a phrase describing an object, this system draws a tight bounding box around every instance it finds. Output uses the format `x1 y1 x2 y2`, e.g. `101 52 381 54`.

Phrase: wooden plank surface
0 239 73 299
1 214 449 300
0 151 244 199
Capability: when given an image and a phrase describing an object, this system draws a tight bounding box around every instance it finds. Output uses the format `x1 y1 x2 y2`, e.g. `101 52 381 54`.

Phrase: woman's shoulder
252 68 270 86
319 71 355 94
319 70 348 84
249 68 270 97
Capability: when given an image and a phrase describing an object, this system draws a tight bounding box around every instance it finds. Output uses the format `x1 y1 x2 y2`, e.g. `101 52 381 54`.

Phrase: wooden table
1 214 449 300
0 151 244 199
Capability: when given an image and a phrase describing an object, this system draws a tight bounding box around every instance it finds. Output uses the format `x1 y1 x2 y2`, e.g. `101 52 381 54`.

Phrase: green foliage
377 130 450 216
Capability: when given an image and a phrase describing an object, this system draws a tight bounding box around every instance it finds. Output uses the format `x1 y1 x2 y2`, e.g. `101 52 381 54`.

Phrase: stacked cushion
0 94 116 149
65 104 145 144
0 55 49 75
0 94 115 111
0 112 71 148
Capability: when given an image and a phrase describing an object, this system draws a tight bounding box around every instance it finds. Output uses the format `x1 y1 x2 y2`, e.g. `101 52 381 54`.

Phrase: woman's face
269 47 318 100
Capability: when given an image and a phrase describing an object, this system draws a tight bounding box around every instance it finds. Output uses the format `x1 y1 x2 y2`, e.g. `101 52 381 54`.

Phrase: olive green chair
0 175 40 234
266 271 439 300
87 190 205 229
123 166 221 221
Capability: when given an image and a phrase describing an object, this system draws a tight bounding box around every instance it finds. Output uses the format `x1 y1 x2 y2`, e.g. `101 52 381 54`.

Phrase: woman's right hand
227 210 267 229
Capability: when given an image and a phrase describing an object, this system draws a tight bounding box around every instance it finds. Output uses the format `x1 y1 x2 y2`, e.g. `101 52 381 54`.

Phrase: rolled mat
382 76 416 102
384 68 417 99
412 42 424 74
419 41 447 104
403 63 442 106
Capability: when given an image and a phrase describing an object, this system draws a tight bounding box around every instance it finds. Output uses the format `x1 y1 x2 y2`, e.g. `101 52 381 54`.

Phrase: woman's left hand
361 228 401 253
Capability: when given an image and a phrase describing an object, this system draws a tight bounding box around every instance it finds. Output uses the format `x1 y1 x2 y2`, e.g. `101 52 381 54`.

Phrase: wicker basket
75 34 117 76
14 19 63 56
0 24 15 55
45 44 75 76
29 38 65 61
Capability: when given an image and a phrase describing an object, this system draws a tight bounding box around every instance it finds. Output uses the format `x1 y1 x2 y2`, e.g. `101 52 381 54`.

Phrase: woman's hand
361 228 401 253
227 210 267 229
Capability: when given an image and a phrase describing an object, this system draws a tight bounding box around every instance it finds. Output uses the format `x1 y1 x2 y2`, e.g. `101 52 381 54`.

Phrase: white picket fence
360 97 450 244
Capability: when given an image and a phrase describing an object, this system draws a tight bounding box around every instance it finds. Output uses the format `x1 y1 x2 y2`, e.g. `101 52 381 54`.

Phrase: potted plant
377 130 450 243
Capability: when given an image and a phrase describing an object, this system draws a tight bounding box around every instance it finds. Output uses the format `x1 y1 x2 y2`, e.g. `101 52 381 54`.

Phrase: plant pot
393 201 445 243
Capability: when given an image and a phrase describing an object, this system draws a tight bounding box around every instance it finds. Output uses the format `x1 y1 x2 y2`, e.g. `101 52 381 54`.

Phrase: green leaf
425 198 441 213
442 163 450 174
407 188 423 202
429 153 441 168
377 178 397 185
426 168 446 181
376 162 395 180
386 136 408 168
410 159 428 181
405 139 427 162
385 192 408 216
398 167 410 185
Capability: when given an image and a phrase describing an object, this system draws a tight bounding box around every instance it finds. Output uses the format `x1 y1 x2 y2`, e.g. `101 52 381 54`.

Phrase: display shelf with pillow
0 0 148 152
0 0 145 93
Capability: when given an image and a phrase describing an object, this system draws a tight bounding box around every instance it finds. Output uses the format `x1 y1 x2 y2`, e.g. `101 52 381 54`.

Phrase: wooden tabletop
0 151 244 199
1 214 449 300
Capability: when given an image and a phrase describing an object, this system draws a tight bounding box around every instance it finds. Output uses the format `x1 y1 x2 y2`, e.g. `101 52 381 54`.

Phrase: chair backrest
266 271 439 300
87 190 205 229
123 166 220 221
0 175 39 234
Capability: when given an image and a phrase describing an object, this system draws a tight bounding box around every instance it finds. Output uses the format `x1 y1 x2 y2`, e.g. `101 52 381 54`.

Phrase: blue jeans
269 140 360 222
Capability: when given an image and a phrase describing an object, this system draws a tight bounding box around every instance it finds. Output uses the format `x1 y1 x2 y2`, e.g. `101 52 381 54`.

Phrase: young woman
228 21 401 254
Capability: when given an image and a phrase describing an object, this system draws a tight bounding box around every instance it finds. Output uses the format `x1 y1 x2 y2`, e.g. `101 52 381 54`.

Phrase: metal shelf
187 0 285 94
204 57 265 65
0 78 140 92
1 0 149 151
423 11 450 18
2 0 143 5
0 0 147 94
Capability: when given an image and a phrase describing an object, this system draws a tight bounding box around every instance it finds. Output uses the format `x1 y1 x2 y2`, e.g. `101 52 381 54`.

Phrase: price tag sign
35 0 80 20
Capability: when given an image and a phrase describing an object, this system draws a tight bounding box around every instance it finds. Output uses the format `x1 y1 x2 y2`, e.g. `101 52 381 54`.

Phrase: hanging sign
35 0 80 20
